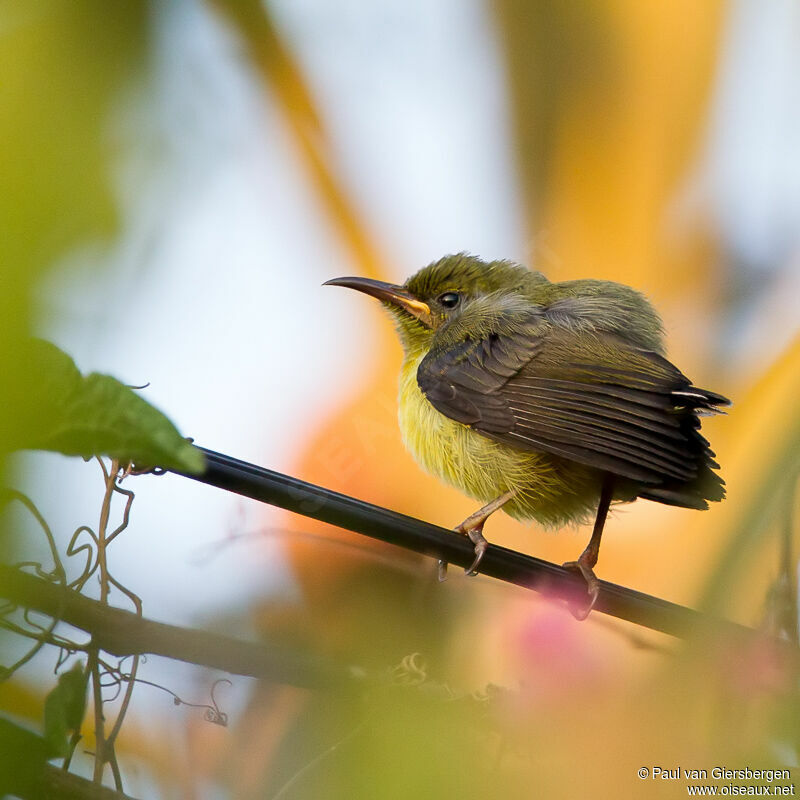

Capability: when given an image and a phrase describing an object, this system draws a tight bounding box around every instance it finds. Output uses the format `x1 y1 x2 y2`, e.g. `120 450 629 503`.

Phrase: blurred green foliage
0 0 149 501
43 662 87 759
0 0 146 340
0 4 149 792
0 0 202 555
0 716 48 798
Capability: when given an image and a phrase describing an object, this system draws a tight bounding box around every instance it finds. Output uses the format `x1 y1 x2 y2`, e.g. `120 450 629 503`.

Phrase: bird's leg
562 476 615 620
438 490 517 581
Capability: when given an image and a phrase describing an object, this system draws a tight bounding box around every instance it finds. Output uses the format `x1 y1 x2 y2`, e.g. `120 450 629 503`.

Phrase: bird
325 253 729 617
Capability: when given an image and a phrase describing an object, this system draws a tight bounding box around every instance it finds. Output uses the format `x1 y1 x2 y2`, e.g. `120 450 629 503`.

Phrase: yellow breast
396 354 599 527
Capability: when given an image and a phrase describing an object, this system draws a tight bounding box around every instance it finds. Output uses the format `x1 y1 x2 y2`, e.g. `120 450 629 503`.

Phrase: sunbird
325 254 729 617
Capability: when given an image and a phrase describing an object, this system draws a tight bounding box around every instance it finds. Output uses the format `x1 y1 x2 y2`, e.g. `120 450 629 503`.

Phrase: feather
417 327 728 508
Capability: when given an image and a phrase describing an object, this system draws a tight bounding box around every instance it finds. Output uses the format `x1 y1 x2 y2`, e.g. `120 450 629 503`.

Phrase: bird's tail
639 385 730 509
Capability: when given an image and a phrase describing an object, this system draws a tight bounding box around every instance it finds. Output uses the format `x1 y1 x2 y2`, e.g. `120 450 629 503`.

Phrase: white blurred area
28 0 521 630
685 0 800 365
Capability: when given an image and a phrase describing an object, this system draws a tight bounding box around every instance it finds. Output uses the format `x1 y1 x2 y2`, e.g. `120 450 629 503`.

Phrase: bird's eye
437 292 461 309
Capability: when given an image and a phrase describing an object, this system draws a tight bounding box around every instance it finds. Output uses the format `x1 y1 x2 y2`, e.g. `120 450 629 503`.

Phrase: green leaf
43 663 87 759
4 339 205 474
41 371 205 474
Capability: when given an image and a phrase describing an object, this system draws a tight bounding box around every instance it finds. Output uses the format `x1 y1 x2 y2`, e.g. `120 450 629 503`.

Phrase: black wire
174 446 760 643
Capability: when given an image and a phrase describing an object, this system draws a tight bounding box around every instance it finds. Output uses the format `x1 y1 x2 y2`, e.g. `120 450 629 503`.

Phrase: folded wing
417 322 729 508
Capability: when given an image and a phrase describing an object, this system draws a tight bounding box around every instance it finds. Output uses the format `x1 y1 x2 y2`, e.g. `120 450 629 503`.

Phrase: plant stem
95 459 119 606
90 648 106 784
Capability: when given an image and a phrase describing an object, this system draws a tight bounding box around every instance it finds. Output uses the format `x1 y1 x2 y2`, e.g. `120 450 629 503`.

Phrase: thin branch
175 446 783 645
90 648 107 784
0 490 67 681
0 565 364 688
89 458 120 786
0 449 791 694
44 764 137 800
95 457 118 606
103 577 142 753
97 658 230 725
107 750 124 794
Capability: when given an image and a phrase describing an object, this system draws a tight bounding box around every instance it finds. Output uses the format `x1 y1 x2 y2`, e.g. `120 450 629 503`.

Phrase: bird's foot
438 493 514 582
437 523 490 580
561 558 600 620
452 520 490 577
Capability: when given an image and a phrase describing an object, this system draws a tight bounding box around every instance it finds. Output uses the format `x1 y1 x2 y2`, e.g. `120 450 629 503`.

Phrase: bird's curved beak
324 276 432 327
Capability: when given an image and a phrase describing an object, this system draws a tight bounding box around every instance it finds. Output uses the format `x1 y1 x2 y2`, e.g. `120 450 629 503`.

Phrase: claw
464 528 489 576
562 559 600 620
437 559 449 582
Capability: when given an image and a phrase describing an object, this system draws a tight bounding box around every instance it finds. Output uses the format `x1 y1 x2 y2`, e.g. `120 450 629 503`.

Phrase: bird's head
325 253 549 358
